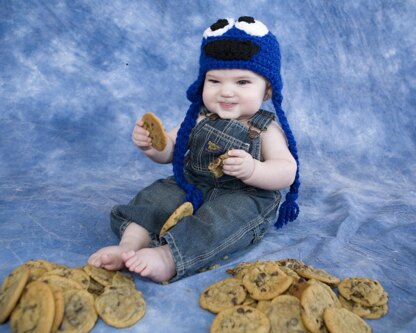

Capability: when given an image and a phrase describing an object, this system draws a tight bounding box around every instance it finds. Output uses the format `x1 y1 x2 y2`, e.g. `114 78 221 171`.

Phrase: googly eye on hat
234 16 269 37
203 17 269 39
203 18 235 38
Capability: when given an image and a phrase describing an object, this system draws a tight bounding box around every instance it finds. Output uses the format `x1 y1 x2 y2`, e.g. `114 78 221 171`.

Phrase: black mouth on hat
204 39 259 61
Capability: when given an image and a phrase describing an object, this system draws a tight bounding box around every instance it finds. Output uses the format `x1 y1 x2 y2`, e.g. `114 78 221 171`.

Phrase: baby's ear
264 83 272 100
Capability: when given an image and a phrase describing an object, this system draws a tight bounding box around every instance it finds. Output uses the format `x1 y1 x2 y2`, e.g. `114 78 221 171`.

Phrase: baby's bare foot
88 245 128 270
122 245 176 282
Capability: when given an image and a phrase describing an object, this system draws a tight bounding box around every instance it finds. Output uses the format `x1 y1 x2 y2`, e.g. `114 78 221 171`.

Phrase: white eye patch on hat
203 16 269 39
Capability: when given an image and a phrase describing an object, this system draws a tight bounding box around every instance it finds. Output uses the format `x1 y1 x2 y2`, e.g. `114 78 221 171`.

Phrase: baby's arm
132 119 179 164
222 122 297 190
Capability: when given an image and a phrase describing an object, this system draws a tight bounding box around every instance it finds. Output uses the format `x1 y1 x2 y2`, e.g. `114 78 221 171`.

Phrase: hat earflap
173 98 204 210
271 92 300 228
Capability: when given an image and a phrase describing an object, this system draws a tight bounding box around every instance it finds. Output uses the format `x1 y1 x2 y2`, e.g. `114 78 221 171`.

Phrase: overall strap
247 109 276 139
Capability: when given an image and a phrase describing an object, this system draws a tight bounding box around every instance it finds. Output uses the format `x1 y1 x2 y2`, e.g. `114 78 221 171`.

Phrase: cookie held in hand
208 152 230 178
142 112 168 151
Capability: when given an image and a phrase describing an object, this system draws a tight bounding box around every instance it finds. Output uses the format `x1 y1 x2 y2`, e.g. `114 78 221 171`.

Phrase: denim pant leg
110 176 186 245
161 188 281 281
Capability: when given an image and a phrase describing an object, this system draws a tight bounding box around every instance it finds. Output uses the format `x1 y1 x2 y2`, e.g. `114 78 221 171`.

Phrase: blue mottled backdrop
1 1 415 332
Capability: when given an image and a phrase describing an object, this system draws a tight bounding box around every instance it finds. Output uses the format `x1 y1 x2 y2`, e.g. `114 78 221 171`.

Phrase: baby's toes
101 254 118 269
88 255 101 267
121 250 136 262
125 256 139 270
139 265 152 277
134 261 147 274
128 260 140 272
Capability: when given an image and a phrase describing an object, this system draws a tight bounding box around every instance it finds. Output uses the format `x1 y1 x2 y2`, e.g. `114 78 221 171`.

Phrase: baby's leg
88 223 150 270
122 245 176 283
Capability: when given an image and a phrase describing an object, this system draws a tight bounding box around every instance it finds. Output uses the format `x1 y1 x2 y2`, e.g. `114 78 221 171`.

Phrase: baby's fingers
223 158 243 173
135 119 144 126
133 126 149 137
223 157 242 166
132 131 152 148
135 135 151 146
227 149 248 158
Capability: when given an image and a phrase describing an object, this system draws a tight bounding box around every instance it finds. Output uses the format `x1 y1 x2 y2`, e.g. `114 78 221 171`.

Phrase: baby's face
202 69 270 120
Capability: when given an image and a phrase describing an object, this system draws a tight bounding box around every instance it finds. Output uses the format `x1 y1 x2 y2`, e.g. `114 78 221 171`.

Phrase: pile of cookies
200 259 388 333
0 260 146 333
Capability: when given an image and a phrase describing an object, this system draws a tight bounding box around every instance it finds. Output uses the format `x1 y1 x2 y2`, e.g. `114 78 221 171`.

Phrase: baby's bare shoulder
262 122 288 147
261 122 294 162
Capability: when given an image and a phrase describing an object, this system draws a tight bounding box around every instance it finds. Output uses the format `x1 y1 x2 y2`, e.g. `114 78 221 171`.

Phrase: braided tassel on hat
272 91 300 228
172 83 205 210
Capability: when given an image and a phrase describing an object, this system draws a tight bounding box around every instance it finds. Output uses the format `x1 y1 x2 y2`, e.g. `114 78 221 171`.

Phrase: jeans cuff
119 221 132 237
160 232 185 282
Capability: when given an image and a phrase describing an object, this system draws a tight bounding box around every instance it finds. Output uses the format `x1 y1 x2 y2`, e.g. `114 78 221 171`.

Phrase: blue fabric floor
1 1 415 332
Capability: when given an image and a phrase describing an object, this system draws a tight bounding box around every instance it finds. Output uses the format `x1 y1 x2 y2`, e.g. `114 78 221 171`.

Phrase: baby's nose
220 84 234 97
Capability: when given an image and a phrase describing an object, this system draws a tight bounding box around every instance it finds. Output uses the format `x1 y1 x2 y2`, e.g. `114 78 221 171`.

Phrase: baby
88 16 300 282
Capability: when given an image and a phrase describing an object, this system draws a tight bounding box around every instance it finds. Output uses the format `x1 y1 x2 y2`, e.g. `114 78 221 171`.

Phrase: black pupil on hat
238 16 255 23
210 19 229 31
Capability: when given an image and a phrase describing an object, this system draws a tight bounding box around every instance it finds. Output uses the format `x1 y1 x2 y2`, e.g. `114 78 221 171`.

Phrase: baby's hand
132 119 152 151
222 149 255 181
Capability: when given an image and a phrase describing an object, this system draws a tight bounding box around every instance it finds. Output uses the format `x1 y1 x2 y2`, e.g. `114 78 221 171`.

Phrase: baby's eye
203 18 235 38
237 80 251 85
234 16 268 37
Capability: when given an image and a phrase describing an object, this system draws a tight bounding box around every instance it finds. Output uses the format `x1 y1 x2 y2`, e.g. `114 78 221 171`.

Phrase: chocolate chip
287 318 298 327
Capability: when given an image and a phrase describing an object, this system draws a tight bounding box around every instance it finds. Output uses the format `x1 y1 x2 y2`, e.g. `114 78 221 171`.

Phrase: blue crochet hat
173 16 300 228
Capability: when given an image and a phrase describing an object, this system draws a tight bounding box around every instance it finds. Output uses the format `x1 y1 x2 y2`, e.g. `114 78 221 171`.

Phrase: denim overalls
111 109 281 281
